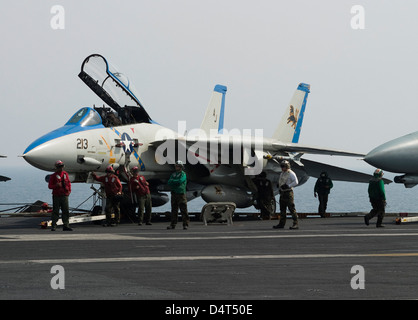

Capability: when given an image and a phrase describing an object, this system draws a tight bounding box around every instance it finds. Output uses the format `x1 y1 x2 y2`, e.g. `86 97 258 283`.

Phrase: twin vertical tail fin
272 83 310 143
199 82 309 143
200 84 227 135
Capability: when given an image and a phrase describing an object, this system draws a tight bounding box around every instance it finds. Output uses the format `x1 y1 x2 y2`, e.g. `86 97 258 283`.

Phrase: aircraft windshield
66 107 102 127
78 54 152 125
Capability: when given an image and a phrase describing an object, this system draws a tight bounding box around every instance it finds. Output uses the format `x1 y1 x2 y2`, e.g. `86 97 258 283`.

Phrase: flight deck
0 215 417 301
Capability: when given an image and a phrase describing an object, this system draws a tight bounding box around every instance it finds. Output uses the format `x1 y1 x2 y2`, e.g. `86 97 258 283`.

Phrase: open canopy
78 54 152 125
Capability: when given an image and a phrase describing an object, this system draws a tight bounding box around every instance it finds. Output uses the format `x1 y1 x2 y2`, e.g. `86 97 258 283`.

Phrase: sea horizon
1 165 418 216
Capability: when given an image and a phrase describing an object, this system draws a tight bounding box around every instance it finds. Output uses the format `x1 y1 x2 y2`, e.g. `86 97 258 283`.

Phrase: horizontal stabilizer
271 142 365 157
301 158 392 184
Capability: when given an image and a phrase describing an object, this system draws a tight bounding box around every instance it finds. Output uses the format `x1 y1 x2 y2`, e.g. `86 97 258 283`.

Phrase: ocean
1 166 418 215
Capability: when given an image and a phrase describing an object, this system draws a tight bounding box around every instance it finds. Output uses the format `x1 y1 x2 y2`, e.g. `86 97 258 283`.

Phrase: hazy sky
2 0 417 175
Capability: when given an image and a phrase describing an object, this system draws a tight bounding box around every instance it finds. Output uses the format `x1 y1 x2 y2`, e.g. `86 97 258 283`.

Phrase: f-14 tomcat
22 54 382 211
0 155 11 182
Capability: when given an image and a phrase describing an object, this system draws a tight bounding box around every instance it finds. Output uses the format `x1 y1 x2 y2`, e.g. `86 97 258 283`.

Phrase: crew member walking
273 160 299 230
130 166 152 225
92 166 123 226
364 169 386 228
48 160 72 231
314 171 333 217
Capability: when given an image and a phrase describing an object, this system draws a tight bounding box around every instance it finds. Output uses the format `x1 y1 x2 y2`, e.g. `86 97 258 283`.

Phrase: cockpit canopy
78 54 152 125
23 107 104 155
66 107 103 127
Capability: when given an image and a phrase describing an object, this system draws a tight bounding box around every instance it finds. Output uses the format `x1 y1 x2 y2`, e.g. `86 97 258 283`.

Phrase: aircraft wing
151 136 366 167
150 136 388 186
269 141 365 157
168 137 366 158
0 156 10 181
300 158 392 184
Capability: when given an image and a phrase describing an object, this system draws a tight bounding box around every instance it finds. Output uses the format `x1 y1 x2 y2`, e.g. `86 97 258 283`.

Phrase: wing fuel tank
201 184 253 208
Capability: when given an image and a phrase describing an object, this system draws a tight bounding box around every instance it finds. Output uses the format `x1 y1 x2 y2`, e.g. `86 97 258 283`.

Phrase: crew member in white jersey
273 160 299 230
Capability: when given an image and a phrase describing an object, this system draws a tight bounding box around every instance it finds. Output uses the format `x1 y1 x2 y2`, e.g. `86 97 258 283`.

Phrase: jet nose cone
23 126 73 171
23 144 56 171
23 132 71 172
364 146 392 169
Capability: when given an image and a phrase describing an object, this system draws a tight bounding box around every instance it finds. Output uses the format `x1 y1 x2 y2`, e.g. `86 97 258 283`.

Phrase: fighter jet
365 132 418 188
23 54 376 210
0 155 11 182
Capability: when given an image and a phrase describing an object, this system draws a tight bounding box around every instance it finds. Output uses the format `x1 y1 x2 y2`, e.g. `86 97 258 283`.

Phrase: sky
1 0 418 177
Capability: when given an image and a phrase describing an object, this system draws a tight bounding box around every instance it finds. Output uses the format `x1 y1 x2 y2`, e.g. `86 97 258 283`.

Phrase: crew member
253 172 275 219
48 160 72 231
38 202 52 213
167 160 189 230
273 160 299 230
130 166 152 226
314 171 333 217
92 166 123 226
364 168 386 228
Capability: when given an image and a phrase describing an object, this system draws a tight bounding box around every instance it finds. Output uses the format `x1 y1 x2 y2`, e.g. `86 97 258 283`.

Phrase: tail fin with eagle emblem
272 83 310 143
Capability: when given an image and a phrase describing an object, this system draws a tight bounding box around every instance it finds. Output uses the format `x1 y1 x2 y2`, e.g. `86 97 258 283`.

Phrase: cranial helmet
280 160 290 169
55 160 64 168
374 168 383 178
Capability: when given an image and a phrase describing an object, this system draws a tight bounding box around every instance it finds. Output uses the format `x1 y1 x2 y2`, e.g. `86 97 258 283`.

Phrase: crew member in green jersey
364 169 386 228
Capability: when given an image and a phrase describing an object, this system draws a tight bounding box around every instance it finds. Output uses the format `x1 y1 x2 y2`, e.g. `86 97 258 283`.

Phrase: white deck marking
1 230 418 265
0 231 418 242
0 252 417 265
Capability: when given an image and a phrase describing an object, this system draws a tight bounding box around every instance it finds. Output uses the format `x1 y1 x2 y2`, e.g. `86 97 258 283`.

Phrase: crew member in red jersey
48 160 72 231
92 166 123 226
